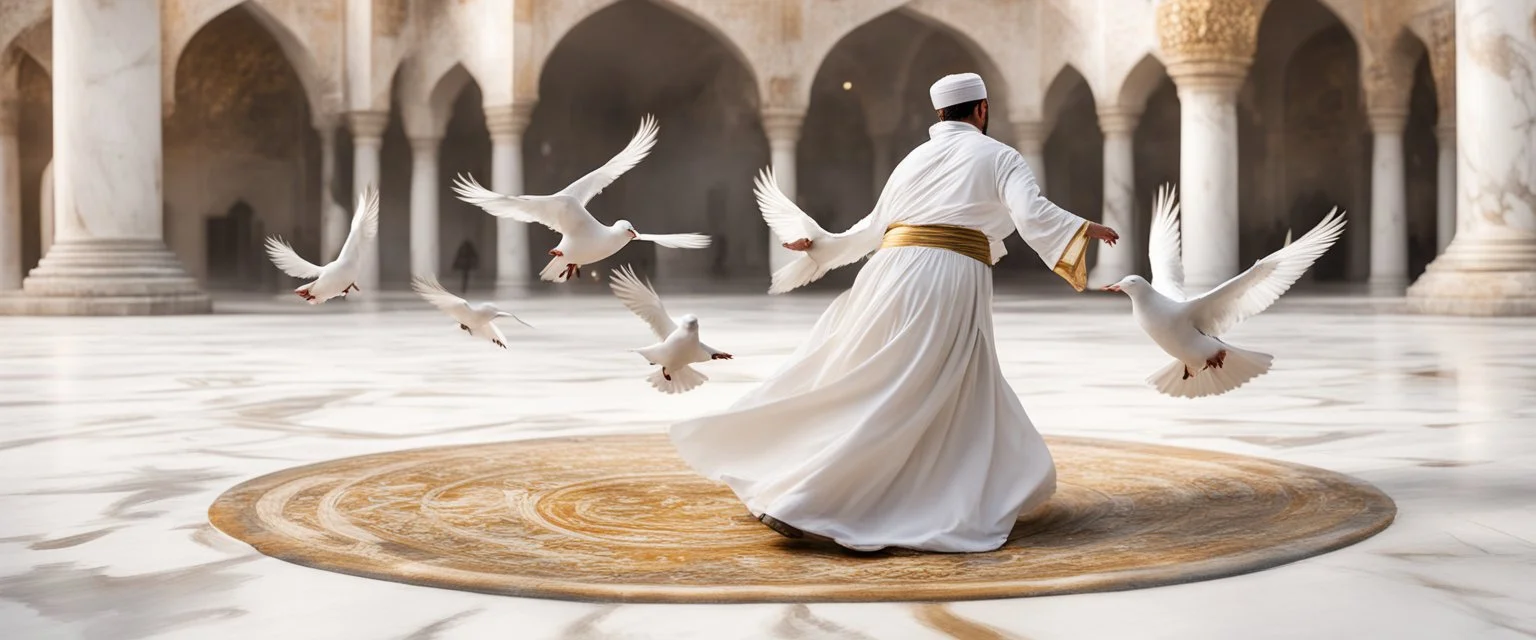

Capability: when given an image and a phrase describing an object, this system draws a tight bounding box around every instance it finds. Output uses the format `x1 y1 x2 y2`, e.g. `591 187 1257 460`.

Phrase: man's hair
937 99 985 122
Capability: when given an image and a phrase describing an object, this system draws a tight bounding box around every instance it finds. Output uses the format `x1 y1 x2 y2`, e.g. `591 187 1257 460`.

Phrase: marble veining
0 289 1534 639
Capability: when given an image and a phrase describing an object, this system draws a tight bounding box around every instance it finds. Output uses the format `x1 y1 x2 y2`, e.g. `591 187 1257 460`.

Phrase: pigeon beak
1102 285 1122 293
627 230 638 239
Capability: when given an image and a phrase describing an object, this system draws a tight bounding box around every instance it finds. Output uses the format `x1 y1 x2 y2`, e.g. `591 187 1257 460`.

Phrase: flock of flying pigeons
264 115 1347 399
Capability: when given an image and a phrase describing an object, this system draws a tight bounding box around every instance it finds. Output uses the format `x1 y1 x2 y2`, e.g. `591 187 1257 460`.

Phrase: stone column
1367 109 1409 294
317 119 348 262
762 107 804 273
1435 122 1456 253
1011 120 1048 193
0 97 20 290
409 136 441 277
486 102 533 289
347 110 387 293
1407 0 1536 315
1090 108 1140 288
1156 0 1257 292
7 0 209 315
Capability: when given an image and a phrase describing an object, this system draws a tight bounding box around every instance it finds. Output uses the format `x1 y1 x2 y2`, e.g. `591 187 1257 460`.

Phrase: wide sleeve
999 151 1091 291
814 210 884 268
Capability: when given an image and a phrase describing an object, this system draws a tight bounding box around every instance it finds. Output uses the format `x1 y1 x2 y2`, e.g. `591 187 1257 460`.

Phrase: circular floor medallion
209 434 1395 603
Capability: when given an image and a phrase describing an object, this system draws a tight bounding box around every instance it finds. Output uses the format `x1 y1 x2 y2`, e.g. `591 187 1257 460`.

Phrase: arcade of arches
0 0 1533 314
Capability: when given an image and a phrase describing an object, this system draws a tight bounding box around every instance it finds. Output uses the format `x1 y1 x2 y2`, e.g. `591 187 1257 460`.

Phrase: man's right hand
783 239 813 252
1086 223 1119 247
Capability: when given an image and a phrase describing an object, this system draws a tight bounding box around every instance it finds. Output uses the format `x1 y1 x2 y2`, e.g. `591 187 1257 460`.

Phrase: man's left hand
1087 223 1119 247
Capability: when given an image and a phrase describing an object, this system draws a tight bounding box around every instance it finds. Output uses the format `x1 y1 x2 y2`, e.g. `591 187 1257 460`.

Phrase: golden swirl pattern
209 434 1394 603
1156 0 1260 62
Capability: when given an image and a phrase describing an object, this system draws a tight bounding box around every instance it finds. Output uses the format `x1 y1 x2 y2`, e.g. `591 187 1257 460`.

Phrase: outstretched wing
336 187 380 263
1188 208 1347 336
452 173 580 234
411 274 469 314
754 167 827 244
609 264 677 340
634 233 711 249
1147 184 1185 300
559 115 659 206
264 236 324 279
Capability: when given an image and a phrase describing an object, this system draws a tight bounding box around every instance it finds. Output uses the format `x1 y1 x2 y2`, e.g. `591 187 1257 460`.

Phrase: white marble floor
1 287 1533 640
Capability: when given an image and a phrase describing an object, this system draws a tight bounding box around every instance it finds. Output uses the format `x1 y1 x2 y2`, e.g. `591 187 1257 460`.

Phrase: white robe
671 121 1090 552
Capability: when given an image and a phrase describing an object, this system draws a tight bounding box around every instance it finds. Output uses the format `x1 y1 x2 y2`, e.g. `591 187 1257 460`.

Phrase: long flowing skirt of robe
670 245 1057 552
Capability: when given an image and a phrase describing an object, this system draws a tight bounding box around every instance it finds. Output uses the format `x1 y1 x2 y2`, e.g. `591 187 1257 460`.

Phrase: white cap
929 73 987 110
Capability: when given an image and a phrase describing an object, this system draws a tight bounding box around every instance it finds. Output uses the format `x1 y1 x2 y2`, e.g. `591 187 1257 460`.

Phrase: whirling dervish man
264 187 379 304
670 73 1120 552
609 265 733 394
1103 186 1346 398
451 115 711 283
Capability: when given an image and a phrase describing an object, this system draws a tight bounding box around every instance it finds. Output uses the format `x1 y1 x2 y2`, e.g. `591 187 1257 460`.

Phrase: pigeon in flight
265 187 379 304
452 115 710 283
411 274 531 349
752 167 882 294
608 265 732 394
1104 185 1347 398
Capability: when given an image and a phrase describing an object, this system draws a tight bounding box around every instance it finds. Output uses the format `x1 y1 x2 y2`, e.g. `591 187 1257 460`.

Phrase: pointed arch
528 0 760 106
164 1 327 118
1113 54 1170 114
1042 64 1091 133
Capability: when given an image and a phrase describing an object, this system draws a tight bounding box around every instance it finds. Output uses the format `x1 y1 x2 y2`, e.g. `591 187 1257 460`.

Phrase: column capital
347 110 389 141
1434 121 1455 144
1366 108 1409 134
761 107 805 144
1157 0 1258 69
1096 108 1142 136
408 135 443 153
1010 119 1046 151
0 99 15 135
485 102 536 141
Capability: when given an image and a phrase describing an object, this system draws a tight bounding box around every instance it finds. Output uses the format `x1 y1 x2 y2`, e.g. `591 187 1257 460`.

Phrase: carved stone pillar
486 102 534 289
1156 0 1258 292
1367 109 1409 294
409 136 442 278
7 0 209 315
1435 122 1456 253
762 107 804 273
1090 108 1140 288
1407 0 1536 315
1010 120 1048 195
316 117 348 262
0 98 19 290
347 110 388 293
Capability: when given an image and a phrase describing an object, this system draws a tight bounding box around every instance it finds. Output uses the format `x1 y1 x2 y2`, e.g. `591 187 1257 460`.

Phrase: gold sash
880 223 992 266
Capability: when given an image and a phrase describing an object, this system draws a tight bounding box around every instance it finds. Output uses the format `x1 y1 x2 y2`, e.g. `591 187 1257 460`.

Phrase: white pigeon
608 265 733 394
451 115 711 283
411 274 531 349
753 167 875 294
264 187 379 304
1104 185 1347 398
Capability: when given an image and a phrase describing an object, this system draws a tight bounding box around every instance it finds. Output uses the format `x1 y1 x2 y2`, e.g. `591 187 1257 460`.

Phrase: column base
0 238 211 315
1406 234 1536 316
1367 277 1408 297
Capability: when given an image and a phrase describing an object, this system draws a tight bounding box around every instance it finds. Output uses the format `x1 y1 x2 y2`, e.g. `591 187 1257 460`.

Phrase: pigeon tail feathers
648 365 708 394
1147 345 1273 399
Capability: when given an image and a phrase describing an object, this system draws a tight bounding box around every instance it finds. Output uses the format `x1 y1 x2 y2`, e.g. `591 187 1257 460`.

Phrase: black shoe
758 514 804 539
